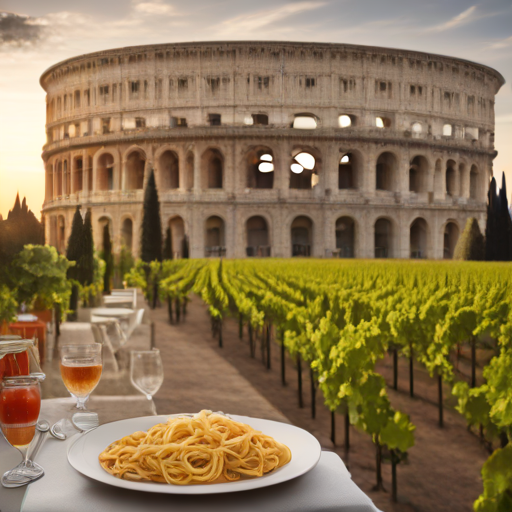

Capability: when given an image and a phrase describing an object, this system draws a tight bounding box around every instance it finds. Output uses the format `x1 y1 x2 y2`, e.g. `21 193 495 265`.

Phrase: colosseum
40 41 505 259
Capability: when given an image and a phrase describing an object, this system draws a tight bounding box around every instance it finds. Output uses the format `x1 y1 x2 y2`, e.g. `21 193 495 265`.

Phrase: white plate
16 314 38 322
68 414 321 495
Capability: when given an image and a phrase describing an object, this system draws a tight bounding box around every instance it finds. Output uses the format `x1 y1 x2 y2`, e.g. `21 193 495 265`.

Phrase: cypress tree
163 227 173 260
102 224 113 294
140 170 162 263
453 218 485 261
485 177 499 261
497 172 512 260
66 206 84 318
80 210 94 286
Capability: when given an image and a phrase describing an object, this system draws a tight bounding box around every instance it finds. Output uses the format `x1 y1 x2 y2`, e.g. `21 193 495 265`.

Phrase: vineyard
127 259 512 511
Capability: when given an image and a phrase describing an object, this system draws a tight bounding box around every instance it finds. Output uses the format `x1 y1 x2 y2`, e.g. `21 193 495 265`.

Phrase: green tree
66 206 84 318
140 170 162 263
453 218 485 261
102 224 113 294
182 234 189 259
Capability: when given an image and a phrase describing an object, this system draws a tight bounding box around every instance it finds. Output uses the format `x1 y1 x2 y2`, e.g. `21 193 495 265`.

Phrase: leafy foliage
454 218 485 261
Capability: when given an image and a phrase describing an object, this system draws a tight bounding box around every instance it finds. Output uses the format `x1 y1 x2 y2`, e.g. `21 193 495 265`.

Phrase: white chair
90 323 119 372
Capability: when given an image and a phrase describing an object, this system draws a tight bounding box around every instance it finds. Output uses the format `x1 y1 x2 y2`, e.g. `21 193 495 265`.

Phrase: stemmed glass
130 349 164 413
60 344 102 411
0 376 44 487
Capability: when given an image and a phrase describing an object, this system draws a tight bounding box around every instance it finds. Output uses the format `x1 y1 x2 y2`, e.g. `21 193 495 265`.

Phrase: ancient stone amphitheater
40 41 504 259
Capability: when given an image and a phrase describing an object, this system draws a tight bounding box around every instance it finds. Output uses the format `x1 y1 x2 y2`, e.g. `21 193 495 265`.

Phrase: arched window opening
376 117 391 128
375 218 392 258
293 115 317 130
205 216 225 257
63 160 69 194
410 218 428 259
291 216 312 257
470 165 478 200
125 151 145 190
121 218 133 252
409 155 429 193
338 115 354 128
338 153 359 189
169 216 185 259
246 148 274 189
246 216 270 257
74 158 83 193
446 160 456 196
56 161 63 196
202 149 224 189
57 215 66 254
159 151 179 189
97 153 114 191
335 217 355 258
185 152 194 190
411 122 422 133
444 222 460 259
443 124 453 137
376 152 396 191
290 150 319 189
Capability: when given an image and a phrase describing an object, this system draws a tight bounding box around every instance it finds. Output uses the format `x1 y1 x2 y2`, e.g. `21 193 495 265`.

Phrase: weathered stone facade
40 41 504 259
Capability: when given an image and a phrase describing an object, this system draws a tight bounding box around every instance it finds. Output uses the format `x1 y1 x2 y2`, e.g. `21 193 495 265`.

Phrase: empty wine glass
130 349 163 412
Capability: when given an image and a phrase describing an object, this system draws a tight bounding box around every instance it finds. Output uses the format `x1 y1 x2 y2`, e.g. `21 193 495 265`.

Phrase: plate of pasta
67 410 321 494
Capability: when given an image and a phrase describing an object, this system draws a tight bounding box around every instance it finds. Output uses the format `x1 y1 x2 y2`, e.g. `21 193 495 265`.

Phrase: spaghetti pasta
98 410 292 485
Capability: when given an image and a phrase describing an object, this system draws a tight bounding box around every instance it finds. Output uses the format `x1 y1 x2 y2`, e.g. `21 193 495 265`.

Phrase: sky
0 0 511 219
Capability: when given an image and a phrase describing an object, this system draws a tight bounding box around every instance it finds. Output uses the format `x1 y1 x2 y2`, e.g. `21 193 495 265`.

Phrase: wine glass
60 344 102 411
0 376 44 487
130 349 164 412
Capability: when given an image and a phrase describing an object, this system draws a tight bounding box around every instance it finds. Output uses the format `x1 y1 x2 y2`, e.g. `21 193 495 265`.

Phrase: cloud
221 2 326 34
426 5 496 32
0 12 45 47
487 35 512 50
133 1 176 16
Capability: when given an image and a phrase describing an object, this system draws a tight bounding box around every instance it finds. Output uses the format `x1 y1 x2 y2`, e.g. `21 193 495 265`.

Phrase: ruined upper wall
40 41 505 145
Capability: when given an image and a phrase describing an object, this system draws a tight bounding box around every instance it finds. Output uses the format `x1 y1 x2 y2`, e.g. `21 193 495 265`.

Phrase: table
91 308 134 318
0 396 156 512
0 402 381 512
8 320 47 364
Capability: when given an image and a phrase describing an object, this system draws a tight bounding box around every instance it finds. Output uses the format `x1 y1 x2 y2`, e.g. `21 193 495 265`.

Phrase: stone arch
246 146 274 189
470 165 479 200
56 160 63 196
201 148 224 189
374 217 394 258
446 159 457 196
410 217 429 259
158 150 180 190
338 150 362 190
246 216 270 257
124 148 146 190
434 158 443 196
335 216 355 258
443 221 460 259
72 155 83 193
290 146 322 190
409 155 429 193
376 151 397 191
46 164 53 200
121 217 133 252
63 159 69 194
97 152 115 191
291 215 313 256
167 215 185 258
185 152 194 190
205 215 225 256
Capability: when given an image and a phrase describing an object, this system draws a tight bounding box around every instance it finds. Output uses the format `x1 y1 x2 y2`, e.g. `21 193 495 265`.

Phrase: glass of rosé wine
0 376 44 487
60 344 102 411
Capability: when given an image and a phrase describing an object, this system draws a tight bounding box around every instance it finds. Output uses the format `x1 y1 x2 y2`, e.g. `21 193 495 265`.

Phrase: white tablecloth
18 441 378 512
